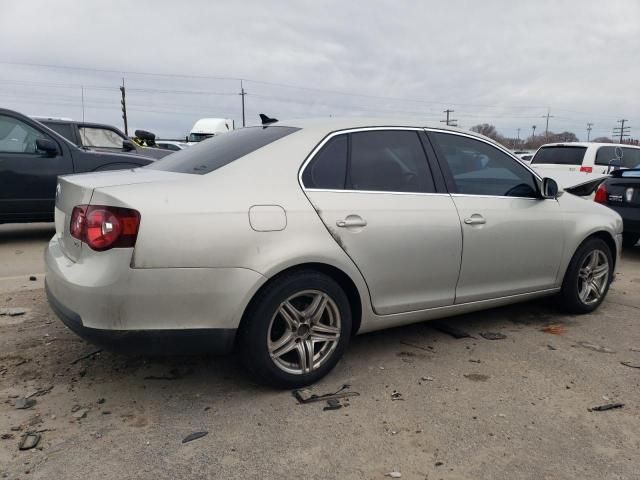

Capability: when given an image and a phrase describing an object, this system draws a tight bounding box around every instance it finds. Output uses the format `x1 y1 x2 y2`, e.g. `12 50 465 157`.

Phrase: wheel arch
561 230 618 284
237 262 364 342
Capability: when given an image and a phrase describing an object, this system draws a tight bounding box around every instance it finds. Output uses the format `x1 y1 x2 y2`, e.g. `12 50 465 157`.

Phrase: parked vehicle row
531 142 640 175
45 118 623 388
0 108 154 224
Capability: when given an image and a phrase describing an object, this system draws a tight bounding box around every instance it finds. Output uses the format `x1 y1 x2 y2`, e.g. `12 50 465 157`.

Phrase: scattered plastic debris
577 341 615 354
480 332 506 340
323 398 343 411
385 471 402 478
542 324 566 335
18 432 41 450
621 361 640 369
0 307 27 317
15 398 36 410
70 349 102 365
588 402 624 412
391 390 403 401
431 321 474 339
421 376 434 382
292 384 359 404
182 431 208 443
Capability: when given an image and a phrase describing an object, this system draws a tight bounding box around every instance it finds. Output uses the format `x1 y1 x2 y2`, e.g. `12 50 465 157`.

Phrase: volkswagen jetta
45 118 623 387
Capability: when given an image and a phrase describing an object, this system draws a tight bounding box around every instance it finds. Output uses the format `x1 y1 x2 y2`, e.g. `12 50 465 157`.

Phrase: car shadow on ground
0 223 55 243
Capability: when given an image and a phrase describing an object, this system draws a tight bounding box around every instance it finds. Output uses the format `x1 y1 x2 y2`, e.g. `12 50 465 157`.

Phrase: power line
613 119 630 143
542 109 554 140
440 109 457 126
587 122 593 141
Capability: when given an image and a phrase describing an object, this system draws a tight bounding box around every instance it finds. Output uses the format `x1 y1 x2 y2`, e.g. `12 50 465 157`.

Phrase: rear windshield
531 146 586 165
147 126 299 174
42 122 75 142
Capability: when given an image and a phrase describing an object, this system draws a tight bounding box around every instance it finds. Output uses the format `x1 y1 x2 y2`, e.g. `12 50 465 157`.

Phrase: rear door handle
464 214 486 225
337 215 367 228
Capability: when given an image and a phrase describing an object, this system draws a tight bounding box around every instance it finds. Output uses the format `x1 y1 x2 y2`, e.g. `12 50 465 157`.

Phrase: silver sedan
45 118 623 388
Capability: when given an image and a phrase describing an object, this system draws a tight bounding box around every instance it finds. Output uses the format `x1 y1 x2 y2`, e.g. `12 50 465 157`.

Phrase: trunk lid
54 168 186 262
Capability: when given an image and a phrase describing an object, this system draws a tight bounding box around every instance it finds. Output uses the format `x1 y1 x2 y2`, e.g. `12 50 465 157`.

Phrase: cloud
0 0 638 139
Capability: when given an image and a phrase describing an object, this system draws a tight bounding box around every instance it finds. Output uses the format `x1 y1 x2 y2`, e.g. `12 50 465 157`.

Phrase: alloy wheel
577 249 609 305
267 289 341 375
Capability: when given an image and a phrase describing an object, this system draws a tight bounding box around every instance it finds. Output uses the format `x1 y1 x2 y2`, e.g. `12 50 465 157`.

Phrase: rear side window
531 146 586 165
148 126 300 174
348 130 435 193
42 122 75 142
596 146 640 169
302 135 347 189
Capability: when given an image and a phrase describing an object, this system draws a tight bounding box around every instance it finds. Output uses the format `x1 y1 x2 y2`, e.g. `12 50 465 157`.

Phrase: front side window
430 132 538 198
302 134 347 189
79 127 124 149
348 130 435 193
0 114 48 153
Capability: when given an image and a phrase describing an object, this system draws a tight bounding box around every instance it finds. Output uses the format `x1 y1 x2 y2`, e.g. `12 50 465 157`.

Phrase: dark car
0 108 154 224
595 168 640 247
34 118 170 160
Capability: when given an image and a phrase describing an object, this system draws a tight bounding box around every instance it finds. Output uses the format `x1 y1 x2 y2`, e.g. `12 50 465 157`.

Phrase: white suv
530 142 640 175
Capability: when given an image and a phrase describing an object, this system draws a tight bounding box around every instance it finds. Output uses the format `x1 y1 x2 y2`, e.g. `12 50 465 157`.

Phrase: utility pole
516 128 521 149
586 123 593 142
613 119 630 144
239 80 246 127
542 109 553 140
120 78 128 136
440 109 457 126
531 125 537 139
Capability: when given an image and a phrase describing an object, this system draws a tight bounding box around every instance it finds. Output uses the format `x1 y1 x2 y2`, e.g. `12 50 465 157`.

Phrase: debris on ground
14 398 36 410
323 398 343 411
431 321 474 339
18 432 41 450
547 344 557 351
72 408 89 420
631 347 640 353
480 332 506 340
577 341 615 354
292 384 359 404
469 359 481 363
1 433 14 440
399 340 433 352
421 376 434 382
391 390 403 401
542 324 566 335
182 431 208 444
435 461 444 467
26 386 53 398
29 276 37 281
620 361 640 369
0 307 27 316
385 471 402 478
70 349 102 365
588 402 625 412
464 374 490 382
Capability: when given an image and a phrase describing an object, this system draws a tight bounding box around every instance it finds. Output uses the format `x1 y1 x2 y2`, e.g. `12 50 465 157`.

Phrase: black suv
0 108 154 224
35 117 170 160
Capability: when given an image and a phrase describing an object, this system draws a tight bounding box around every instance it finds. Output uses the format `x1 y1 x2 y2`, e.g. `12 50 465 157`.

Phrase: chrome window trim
298 126 432 194
304 188 451 197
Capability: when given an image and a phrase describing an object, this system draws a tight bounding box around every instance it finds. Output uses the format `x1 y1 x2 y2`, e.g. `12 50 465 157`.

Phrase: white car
530 142 640 175
156 140 190 152
45 118 623 388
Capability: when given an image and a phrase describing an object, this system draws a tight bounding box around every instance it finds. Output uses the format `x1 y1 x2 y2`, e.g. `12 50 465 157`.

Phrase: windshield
188 132 214 142
79 127 124 149
531 146 586 165
148 126 300 175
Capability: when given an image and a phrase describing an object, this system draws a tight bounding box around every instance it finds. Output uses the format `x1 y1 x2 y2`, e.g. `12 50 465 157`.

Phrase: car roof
539 142 640 149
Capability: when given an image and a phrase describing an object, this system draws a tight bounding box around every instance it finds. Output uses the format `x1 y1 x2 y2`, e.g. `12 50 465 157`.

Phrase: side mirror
35 138 58 157
541 177 559 199
122 139 137 152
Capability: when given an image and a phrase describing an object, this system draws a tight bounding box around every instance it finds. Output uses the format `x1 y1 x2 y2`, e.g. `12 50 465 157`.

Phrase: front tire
239 270 352 389
559 237 613 314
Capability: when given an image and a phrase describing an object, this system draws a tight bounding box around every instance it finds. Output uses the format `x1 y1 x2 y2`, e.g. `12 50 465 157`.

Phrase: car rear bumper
607 205 640 235
45 235 267 354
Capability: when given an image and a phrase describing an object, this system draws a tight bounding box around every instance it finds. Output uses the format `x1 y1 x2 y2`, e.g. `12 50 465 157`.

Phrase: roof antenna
259 113 278 125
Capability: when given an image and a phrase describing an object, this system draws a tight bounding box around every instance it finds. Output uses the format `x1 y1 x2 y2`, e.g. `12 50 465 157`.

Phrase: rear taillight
594 184 608 204
70 205 140 251
580 166 593 173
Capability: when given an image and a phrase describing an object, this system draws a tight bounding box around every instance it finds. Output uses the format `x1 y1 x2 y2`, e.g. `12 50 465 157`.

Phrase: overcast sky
0 0 638 140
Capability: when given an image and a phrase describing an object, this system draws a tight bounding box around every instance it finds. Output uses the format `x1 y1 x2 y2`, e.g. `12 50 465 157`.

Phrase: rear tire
622 234 639 248
558 237 613 314
239 270 352 389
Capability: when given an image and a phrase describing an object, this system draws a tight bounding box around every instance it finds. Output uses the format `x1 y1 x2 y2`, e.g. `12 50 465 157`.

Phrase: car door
302 128 462 315
0 112 73 222
427 130 565 304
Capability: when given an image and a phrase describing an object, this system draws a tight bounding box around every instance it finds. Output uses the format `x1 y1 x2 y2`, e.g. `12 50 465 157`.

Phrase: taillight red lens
594 184 608 204
69 204 140 251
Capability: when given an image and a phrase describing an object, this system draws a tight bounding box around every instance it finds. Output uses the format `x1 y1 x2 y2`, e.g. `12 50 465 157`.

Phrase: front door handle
336 215 367 228
464 214 486 225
